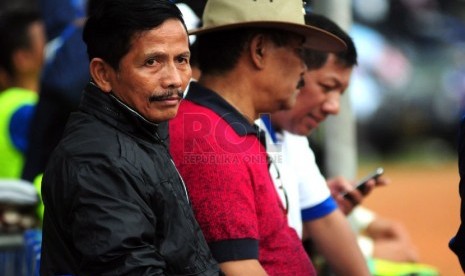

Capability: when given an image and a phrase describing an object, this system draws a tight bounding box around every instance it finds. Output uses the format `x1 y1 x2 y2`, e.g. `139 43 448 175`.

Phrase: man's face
17 21 46 77
275 53 353 136
263 36 306 112
106 19 191 123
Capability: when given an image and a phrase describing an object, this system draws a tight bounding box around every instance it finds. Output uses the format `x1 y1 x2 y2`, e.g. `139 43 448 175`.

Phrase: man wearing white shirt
258 13 370 276
260 13 434 276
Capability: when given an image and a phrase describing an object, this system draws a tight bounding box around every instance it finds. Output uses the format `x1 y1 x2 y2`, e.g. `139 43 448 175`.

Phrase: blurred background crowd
347 0 465 163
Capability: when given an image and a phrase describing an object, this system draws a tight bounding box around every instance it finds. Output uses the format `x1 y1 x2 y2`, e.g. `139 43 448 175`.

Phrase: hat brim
189 21 346 52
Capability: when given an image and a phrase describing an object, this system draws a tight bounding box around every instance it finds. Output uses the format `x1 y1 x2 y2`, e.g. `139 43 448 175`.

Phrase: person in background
21 0 90 182
259 13 370 276
168 0 346 275
39 0 220 274
0 7 46 179
20 0 90 223
264 13 438 276
175 2 201 81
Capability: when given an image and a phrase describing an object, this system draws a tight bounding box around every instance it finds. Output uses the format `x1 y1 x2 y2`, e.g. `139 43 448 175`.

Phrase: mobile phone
342 167 384 198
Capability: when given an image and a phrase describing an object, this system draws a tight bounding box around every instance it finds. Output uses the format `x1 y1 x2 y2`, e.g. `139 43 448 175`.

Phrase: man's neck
11 74 39 93
270 108 292 135
199 74 257 124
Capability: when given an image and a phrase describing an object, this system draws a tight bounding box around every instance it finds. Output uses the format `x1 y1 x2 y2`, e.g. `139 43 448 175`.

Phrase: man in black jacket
40 0 220 275
450 116 465 272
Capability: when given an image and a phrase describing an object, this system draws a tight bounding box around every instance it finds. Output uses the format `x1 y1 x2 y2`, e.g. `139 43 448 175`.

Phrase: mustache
296 76 305 89
149 89 184 102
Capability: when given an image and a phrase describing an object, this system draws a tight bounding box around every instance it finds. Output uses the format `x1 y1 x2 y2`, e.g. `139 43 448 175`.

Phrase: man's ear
249 34 267 70
89 58 113 92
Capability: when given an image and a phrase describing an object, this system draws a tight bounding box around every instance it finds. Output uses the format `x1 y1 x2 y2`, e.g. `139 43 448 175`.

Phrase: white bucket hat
189 0 346 52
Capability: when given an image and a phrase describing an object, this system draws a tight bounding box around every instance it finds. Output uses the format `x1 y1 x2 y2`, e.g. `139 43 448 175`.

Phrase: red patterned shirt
169 82 315 275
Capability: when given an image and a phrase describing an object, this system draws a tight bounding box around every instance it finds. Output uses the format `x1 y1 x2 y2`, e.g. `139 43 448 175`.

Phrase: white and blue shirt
258 116 338 238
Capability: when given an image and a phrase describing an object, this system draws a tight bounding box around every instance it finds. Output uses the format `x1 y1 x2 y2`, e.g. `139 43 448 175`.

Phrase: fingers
343 189 364 205
327 175 388 215
344 192 359 206
374 176 390 187
327 176 354 195
335 189 364 215
360 179 376 196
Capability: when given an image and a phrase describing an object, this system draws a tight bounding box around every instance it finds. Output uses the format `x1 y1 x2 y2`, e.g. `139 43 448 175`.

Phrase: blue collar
260 114 278 144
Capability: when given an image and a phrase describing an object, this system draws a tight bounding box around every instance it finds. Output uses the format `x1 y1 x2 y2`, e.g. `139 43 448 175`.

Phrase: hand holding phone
341 167 384 199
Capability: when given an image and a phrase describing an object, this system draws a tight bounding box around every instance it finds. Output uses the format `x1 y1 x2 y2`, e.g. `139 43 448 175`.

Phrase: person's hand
367 217 419 262
328 175 389 215
328 176 366 215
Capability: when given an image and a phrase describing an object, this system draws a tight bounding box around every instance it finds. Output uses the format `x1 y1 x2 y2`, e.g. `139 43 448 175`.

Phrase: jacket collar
79 82 168 144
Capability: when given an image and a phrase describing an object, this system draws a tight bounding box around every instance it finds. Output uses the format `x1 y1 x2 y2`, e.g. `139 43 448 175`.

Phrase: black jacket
450 116 465 272
40 83 220 275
